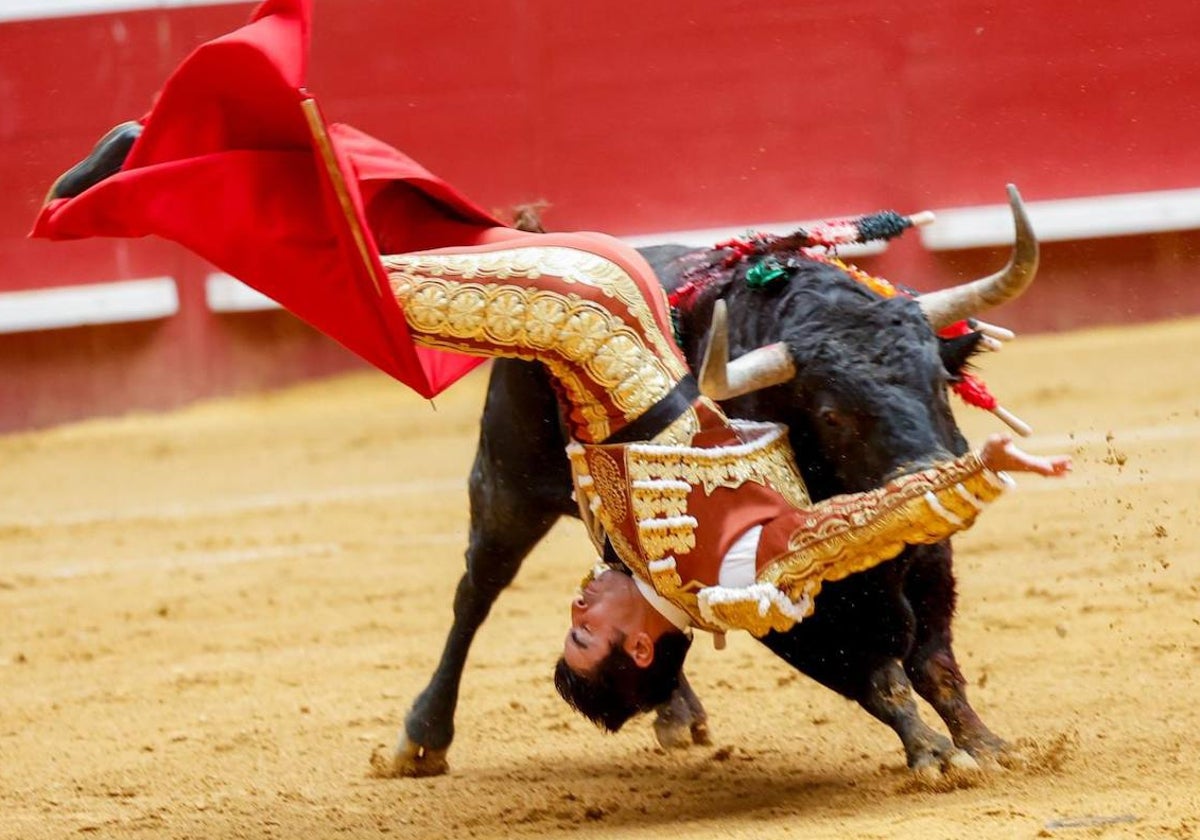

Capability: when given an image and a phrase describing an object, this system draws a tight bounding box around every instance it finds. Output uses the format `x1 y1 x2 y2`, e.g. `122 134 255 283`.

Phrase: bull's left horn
918 184 1040 330
698 300 796 400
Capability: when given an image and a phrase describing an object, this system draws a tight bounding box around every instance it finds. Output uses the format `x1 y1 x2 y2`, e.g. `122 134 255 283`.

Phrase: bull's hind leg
903 543 1018 768
379 361 574 778
652 671 712 748
761 563 976 776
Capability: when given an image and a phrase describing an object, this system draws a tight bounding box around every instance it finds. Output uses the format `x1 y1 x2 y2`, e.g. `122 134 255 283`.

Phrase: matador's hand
979 434 1072 477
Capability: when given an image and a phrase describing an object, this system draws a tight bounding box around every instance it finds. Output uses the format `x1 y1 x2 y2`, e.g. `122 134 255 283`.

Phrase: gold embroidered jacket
383 231 1009 635
572 420 1008 636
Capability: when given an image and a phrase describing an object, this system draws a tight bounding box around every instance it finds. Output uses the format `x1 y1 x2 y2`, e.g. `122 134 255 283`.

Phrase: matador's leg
381 234 693 444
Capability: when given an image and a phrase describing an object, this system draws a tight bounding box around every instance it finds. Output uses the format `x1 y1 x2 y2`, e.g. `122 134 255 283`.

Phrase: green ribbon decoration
745 256 789 290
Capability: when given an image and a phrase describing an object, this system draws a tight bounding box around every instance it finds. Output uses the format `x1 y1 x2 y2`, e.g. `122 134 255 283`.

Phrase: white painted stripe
14 533 468 581
1028 421 1200 450
623 222 888 257
0 476 466 531
921 187 1200 250
0 277 178 334
205 272 282 312
0 0 252 24
2 422 1195 530
44 542 343 580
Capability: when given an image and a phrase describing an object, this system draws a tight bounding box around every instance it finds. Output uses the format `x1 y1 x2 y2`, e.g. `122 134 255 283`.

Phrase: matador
33 0 1071 731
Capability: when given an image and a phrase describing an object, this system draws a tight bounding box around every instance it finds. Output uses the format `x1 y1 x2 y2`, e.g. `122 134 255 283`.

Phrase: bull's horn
992 404 1033 437
698 300 796 400
970 319 1016 342
918 184 1039 330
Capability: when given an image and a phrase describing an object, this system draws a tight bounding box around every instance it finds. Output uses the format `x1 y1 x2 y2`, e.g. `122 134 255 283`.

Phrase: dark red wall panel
2 0 1199 430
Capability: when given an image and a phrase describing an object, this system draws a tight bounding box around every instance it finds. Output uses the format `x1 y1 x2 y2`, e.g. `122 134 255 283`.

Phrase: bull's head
696 185 1038 496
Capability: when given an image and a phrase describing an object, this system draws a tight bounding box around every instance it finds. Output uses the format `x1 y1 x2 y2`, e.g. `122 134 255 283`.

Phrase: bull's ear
938 332 985 378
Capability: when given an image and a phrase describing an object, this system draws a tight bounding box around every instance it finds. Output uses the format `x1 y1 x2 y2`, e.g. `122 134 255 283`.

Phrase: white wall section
0 0 252 24
922 188 1200 251
0 277 178 333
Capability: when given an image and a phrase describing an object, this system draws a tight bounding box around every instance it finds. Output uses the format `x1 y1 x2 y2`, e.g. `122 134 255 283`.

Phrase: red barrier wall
3 0 1200 431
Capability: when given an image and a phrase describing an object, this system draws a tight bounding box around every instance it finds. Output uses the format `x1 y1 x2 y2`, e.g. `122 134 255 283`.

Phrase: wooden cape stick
300 97 386 296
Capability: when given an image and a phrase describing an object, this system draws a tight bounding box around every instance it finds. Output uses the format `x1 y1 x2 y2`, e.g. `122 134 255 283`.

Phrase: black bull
385 190 1038 779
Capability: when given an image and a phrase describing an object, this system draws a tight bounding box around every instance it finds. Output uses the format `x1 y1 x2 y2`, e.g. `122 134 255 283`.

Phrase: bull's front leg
373 360 574 778
373 487 562 778
859 658 981 778
904 543 1019 768
761 563 978 777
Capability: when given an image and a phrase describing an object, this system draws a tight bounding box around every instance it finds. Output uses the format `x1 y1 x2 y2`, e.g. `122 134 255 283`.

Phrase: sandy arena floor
2 317 1198 839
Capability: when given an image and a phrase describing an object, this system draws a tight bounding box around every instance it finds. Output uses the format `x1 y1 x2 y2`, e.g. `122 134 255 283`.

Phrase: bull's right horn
698 300 797 400
918 184 1040 330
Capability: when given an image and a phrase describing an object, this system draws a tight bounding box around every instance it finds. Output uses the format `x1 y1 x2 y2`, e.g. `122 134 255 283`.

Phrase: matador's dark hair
553 629 692 732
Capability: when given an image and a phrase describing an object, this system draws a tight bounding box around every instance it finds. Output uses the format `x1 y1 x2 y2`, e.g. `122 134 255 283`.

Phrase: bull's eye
819 407 842 428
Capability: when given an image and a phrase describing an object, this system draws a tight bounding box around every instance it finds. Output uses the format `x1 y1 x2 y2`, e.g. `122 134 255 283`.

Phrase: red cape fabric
31 0 503 398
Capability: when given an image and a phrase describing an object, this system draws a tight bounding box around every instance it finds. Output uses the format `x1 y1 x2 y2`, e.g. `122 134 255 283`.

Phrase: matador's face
562 570 647 674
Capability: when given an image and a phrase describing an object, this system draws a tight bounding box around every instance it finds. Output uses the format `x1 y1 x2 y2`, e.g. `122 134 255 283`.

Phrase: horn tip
993 405 1033 437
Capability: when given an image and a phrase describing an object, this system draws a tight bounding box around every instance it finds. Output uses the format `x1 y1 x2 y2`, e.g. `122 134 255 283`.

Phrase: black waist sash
601 375 700 445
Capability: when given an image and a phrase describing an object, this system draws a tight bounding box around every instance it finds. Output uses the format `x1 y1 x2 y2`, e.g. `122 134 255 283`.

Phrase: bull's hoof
652 684 712 750
910 759 942 783
944 749 983 773
968 742 1024 771
653 716 692 750
909 744 982 779
903 748 985 792
368 736 449 778
652 711 711 750
958 732 1023 770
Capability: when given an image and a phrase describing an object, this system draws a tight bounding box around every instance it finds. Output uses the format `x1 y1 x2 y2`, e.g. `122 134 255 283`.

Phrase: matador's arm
696 451 1010 636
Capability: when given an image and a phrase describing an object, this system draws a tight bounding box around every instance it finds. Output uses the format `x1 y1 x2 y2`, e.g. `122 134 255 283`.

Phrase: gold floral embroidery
647 557 684 591
383 247 684 442
630 481 689 520
638 519 697 560
559 310 610 359
625 422 810 510
406 285 450 331
484 288 526 343
759 454 1002 604
525 294 569 348
446 287 487 337
649 403 705 446
592 335 638 382
587 450 627 523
